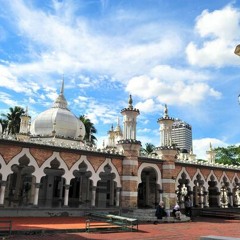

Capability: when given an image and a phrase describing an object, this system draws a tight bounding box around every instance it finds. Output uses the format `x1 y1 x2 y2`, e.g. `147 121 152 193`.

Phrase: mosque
0 81 240 217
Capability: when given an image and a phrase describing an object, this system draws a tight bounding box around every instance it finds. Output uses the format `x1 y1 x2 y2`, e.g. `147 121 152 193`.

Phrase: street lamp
234 45 240 104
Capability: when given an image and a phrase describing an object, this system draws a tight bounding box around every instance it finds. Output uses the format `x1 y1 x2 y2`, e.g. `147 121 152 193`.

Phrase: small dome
30 81 85 139
180 149 188 153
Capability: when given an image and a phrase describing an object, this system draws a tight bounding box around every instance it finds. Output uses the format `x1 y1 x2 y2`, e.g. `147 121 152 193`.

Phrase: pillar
33 183 40 207
0 181 6 206
119 142 140 208
145 173 150 206
160 148 178 210
116 187 121 207
204 191 209 207
229 193 233 207
91 186 97 207
63 184 70 207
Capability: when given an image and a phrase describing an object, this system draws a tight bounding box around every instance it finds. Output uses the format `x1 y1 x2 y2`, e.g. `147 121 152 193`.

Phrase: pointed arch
192 169 207 190
5 148 39 181
138 163 161 187
219 172 231 189
206 170 219 188
175 167 192 189
96 158 121 187
39 152 72 184
70 155 96 183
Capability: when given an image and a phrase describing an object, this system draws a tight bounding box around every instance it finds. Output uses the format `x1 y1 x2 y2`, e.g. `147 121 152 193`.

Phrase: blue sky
0 0 240 159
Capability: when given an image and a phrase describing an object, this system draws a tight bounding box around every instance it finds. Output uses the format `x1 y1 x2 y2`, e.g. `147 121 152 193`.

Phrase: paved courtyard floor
1 216 240 240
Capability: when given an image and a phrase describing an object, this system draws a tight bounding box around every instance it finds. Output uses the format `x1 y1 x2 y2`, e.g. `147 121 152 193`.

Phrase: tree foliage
1 106 25 134
215 145 240 166
79 115 97 145
141 143 156 156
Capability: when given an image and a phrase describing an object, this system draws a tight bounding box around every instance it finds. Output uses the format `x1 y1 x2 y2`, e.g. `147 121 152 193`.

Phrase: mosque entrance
138 167 158 208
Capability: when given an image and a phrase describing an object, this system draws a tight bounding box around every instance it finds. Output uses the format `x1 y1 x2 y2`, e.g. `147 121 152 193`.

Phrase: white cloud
0 0 183 85
135 99 163 113
186 5 240 67
0 92 18 106
126 65 220 106
0 65 31 94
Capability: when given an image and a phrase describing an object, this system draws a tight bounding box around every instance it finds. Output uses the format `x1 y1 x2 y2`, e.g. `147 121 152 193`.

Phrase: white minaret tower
157 104 175 147
206 142 216 164
121 95 139 140
19 107 31 134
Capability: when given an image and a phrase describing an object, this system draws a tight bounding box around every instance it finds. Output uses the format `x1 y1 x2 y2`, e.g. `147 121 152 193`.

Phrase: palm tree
141 143 156 156
79 115 97 145
0 118 8 134
1 106 25 134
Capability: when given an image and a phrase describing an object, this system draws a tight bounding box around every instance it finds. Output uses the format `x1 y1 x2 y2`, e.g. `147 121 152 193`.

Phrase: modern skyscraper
171 119 192 153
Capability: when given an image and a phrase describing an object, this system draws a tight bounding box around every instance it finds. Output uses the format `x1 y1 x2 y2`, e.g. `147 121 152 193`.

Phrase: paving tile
0 216 240 240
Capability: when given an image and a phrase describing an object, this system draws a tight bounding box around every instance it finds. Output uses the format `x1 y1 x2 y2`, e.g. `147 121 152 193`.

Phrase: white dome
30 81 85 139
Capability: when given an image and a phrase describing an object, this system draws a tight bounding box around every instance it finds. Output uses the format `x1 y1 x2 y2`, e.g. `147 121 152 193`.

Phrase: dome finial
164 104 168 118
61 75 64 95
128 94 133 108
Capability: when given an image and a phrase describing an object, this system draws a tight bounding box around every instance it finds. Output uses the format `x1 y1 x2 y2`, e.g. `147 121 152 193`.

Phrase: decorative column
199 186 204 208
0 181 6 206
228 192 233 207
118 95 141 209
33 183 41 207
116 188 121 207
109 180 114 206
189 192 194 207
91 186 97 207
63 184 70 207
159 189 163 203
145 173 150 206
217 192 221 207
155 105 177 210
160 149 178 210
204 191 209 207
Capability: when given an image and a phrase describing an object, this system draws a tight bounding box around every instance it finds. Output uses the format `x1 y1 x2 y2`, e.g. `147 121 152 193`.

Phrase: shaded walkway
1 216 240 240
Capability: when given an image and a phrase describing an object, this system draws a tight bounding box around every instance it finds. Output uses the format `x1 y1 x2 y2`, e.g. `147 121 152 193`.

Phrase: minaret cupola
120 95 140 141
157 104 175 147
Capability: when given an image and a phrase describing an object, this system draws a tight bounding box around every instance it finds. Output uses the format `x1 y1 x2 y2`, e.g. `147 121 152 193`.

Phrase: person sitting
155 201 167 221
172 202 181 220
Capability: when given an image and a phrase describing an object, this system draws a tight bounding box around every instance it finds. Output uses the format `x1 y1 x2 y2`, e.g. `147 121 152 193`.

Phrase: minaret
121 95 139 140
17 107 31 141
19 107 31 134
106 125 115 148
118 95 141 209
157 104 175 147
156 104 178 210
114 117 123 142
206 142 216 164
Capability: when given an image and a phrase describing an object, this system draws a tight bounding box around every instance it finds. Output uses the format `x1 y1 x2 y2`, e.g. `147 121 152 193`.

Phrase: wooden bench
0 220 12 236
86 213 138 232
